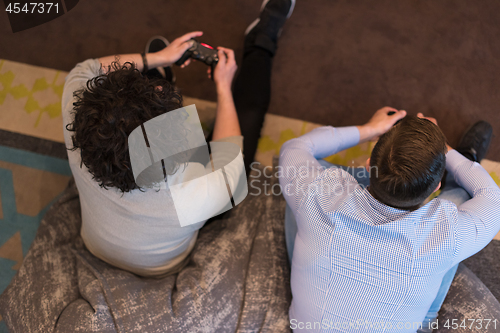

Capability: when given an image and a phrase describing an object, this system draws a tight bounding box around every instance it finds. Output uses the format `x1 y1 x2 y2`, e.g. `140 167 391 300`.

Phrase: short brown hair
369 116 447 210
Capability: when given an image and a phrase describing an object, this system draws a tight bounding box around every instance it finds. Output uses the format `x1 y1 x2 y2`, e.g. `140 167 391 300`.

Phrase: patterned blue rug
0 129 71 332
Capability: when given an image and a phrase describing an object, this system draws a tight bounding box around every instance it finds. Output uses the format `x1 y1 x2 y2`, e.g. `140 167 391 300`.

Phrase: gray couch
1 163 499 333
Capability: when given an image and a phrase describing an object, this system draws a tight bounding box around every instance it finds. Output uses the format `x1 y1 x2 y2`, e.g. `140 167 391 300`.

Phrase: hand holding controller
210 47 237 89
175 39 219 74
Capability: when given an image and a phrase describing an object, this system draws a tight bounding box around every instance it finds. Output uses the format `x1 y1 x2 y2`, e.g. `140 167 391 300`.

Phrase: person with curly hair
62 0 295 277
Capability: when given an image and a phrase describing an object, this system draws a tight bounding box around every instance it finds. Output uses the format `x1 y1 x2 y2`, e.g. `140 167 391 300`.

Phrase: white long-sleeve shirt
62 59 243 276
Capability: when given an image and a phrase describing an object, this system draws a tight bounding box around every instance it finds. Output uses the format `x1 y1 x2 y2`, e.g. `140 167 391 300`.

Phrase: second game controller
175 39 219 74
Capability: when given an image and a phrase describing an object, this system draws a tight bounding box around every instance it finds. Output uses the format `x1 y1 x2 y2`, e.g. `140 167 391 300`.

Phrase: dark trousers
232 46 273 175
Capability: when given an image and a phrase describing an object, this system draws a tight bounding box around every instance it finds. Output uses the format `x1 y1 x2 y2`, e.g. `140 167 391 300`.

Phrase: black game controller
175 39 219 76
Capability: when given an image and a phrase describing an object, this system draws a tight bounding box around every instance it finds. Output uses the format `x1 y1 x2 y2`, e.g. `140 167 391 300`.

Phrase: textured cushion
436 263 500 333
1 161 499 333
0 165 291 333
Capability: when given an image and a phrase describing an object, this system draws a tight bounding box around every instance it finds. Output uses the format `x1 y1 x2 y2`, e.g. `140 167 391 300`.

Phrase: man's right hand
417 113 453 152
208 47 238 91
417 112 438 126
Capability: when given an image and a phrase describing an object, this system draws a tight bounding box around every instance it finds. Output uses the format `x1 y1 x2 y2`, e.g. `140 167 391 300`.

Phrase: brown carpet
1 0 499 160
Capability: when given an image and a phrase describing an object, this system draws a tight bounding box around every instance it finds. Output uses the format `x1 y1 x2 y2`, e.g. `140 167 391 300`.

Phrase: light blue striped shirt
279 126 500 333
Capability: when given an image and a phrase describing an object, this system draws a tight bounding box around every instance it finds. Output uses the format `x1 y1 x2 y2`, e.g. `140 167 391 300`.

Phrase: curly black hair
66 61 183 192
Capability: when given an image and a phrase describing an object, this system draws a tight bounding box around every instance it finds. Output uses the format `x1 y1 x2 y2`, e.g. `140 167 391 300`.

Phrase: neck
367 186 422 211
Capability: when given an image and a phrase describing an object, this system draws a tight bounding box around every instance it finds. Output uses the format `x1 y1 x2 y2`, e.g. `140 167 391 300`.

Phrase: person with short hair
279 106 499 333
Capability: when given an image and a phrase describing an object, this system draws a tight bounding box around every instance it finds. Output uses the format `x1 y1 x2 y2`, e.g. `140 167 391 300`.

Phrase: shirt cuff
336 126 361 151
305 126 360 158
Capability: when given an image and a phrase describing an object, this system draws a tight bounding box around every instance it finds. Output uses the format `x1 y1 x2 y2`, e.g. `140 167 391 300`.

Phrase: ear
433 181 441 193
365 158 371 172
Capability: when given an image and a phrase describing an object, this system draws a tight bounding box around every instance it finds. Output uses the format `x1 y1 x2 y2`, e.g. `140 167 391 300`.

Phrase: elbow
279 138 298 157
279 142 288 158
279 140 295 166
